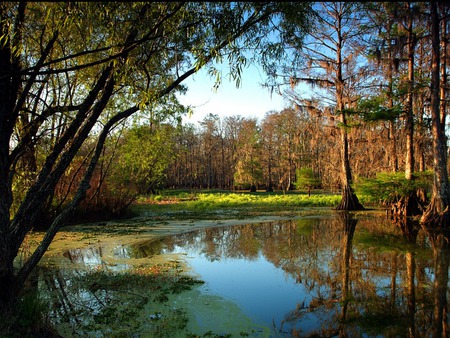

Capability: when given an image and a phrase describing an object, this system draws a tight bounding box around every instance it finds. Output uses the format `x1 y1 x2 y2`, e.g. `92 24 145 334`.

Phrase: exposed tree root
421 205 450 229
389 189 427 219
335 186 364 211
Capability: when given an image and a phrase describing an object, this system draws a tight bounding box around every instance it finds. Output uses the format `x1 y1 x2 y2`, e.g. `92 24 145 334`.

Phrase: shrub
354 171 432 205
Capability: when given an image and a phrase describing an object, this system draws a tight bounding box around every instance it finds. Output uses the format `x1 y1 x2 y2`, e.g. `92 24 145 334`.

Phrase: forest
0 1 449 335
54 2 449 216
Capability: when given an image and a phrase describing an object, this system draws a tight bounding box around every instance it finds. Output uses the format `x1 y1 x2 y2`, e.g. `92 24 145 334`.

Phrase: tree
363 2 436 217
233 118 263 190
421 2 450 227
106 124 176 204
261 108 302 192
199 113 221 188
295 167 321 196
392 2 429 217
284 2 367 210
364 2 404 173
0 2 302 320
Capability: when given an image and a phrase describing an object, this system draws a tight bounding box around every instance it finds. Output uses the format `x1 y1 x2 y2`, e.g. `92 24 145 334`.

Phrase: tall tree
421 2 450 226
284 2 367 210
363 2 430 217
234 117 263 190
199 113 221 188
365 2 404 173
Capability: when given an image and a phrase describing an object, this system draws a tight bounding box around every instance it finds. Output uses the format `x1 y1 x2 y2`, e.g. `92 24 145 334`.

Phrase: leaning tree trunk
421 1 450 227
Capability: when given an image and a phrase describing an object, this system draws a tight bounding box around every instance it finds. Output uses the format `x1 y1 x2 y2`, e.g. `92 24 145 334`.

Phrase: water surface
37 212 449 337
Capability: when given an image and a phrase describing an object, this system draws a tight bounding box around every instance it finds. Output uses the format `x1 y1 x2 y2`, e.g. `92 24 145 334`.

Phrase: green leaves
357 97 402 122
109 124 176 194
355 171 432 204
294 167 321 190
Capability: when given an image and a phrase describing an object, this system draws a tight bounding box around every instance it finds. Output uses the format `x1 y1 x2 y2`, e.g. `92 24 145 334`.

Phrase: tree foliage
295 168 322 192
1 2 308 321
355 171 432 205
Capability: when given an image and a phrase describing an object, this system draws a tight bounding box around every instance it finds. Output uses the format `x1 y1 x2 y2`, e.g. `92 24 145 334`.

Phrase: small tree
295 167 321 196
355 171 431 216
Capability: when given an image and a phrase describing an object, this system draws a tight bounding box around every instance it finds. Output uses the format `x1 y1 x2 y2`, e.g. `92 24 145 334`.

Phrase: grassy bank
130 189 378 220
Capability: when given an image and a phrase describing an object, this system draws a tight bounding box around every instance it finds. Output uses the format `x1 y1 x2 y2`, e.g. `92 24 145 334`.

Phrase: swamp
17 192 450 337
4 3 450 337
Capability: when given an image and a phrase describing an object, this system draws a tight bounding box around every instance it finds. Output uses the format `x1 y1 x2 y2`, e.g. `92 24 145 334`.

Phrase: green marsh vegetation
131 189 378 222
130 170 431 221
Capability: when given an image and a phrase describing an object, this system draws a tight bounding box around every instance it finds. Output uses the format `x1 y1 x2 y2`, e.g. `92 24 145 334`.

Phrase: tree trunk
404 12 415 181
0 253 19 314
421 2 450 227
334 19 364 211
392 3 423 219
336 184 364 211
335 126 364 211
0 1 24 316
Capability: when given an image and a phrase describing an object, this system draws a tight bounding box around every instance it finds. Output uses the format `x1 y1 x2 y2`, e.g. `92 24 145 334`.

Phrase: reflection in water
63 246 130 271
38 213 450 337
339 211 357 332
393 217 420 338
421 226 450 338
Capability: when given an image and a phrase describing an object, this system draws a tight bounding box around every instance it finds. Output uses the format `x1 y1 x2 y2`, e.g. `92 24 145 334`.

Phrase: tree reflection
33 215 450 337
393 217 420 338
421 225 450 338
338 211 357 327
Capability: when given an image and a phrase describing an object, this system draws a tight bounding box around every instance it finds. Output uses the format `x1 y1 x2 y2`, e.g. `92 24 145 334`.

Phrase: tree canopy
0 1 313 320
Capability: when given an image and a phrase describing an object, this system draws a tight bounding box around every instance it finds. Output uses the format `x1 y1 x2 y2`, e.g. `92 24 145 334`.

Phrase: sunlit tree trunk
404 4 415 181
439 3 448 160
421 1 450 226
334 19 363 211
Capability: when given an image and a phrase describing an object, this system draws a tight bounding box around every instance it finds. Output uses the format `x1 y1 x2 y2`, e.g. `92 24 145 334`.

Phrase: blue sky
178 62 289 125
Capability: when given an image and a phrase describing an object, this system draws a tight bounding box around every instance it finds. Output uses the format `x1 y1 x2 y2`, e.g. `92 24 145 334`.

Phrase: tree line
132 107 427 192
78 2 448 218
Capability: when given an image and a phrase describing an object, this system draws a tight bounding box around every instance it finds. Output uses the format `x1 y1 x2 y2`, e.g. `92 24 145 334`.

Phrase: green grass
133 189 376 217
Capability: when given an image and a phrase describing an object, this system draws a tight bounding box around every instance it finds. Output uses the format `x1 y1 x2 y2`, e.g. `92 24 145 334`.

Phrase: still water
36 212 449 337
